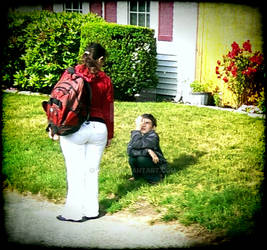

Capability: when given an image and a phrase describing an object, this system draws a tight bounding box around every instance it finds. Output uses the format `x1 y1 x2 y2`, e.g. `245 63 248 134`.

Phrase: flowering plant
216 40 264 107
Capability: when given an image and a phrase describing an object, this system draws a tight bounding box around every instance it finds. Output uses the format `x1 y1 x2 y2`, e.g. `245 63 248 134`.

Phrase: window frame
63 1 83 13
128 1 150 27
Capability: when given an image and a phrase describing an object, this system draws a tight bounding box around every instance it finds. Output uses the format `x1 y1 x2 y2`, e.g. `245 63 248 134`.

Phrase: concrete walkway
3 190 200 249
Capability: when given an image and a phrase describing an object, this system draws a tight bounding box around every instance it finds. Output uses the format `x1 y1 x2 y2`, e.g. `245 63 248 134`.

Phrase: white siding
117 1 128 24
82 2 90 14
153 2 198 98
173 2 198 101
174 2 198 101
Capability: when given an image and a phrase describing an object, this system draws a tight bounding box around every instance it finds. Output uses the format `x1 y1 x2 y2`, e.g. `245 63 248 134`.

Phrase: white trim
150 1 158 38
102 1 105 18
82 2 89 14
117 2 128 24
53 4 63 12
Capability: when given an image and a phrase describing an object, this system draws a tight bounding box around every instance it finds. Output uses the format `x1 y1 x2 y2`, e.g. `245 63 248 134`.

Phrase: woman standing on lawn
51 43 114 222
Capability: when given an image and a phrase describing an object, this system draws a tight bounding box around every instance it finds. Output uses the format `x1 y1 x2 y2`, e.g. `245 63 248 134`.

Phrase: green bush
2 11 158 100
80 22 158 100
1 11 104 92
1 11 39 88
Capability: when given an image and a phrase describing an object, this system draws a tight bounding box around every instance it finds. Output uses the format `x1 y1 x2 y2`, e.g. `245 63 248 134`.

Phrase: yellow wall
196 3 263 107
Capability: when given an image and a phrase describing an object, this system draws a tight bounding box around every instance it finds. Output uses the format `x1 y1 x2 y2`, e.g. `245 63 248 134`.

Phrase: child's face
140 118 155 134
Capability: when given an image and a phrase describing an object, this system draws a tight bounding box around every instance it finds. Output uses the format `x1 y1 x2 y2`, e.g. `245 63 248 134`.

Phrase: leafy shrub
2 11 158 100
190 80 209 93
80 22 158 100
213 93 222 107
216 40 265 108
1 11 40 88
2 11 104 92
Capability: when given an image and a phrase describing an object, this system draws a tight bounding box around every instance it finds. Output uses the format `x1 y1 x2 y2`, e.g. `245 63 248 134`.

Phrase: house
11 1 263 106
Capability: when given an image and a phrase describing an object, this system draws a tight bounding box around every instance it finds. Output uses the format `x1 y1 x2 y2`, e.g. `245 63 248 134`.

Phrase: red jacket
74 64 114 140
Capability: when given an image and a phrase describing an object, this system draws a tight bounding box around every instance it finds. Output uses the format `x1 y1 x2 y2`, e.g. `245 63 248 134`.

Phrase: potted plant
190 81 211 105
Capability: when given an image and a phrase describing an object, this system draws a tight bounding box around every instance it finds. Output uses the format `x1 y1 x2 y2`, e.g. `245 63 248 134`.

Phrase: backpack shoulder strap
67 66 92 120
67 67 75 75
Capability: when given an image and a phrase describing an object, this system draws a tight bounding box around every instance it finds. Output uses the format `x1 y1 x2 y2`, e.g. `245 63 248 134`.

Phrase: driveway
3 190 202 249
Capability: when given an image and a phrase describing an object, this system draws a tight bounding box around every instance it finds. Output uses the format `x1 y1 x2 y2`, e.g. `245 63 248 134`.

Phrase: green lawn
2 92 265 237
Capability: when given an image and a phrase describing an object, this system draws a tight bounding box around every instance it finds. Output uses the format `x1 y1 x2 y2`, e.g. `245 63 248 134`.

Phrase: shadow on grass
166 151 207 176
100 151 207 214
99 178 146 214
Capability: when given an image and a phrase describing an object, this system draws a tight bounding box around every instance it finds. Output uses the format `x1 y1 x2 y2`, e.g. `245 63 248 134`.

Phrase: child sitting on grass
127 114 168 184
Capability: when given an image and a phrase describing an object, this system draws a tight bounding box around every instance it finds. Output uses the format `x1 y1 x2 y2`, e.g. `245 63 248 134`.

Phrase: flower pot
190 92 210 105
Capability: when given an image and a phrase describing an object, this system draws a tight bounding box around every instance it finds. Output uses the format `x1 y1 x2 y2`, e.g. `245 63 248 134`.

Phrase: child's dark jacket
127 130 168 174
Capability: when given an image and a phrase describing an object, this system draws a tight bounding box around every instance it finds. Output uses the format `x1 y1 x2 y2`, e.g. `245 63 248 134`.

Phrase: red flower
252 67 257 72
242 67 257 76
243 40 252 53
231 66 238 77
228 41 241 58
227 51 235 59
217 60 221 65
231 41 240 51
223 77 228 83
250 53 263 65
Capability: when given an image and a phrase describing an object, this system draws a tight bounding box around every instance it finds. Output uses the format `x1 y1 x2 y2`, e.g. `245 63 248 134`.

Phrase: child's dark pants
128 156 162 183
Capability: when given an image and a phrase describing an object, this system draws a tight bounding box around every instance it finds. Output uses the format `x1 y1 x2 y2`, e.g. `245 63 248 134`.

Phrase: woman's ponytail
81 43 106 73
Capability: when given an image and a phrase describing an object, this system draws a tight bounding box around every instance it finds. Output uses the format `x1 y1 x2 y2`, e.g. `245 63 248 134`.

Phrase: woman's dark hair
141 114 157 127
81 43 107 71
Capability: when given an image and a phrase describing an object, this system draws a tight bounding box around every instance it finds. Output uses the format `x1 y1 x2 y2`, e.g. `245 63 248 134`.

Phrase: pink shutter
90 1 102 17
104 1 117 23
158 1 173 41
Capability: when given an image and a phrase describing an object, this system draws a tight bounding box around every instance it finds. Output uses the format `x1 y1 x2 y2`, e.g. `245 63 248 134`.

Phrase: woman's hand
148 149 159 164
48 128 59 141
106 139 112 147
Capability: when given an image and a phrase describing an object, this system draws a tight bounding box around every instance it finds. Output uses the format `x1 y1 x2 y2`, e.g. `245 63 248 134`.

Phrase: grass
2 92 265 238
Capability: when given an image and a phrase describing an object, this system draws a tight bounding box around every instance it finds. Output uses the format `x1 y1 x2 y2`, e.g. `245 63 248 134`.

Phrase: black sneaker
81 215 99 221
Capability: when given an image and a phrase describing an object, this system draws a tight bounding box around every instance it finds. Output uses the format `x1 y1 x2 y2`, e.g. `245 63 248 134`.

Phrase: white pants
60 121 107 220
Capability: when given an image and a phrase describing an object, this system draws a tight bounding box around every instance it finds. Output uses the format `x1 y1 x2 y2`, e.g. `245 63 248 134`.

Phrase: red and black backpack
42 67 91 136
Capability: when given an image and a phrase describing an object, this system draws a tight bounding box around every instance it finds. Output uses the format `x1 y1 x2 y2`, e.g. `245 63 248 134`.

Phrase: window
129 1 150 27
64 1 83 13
